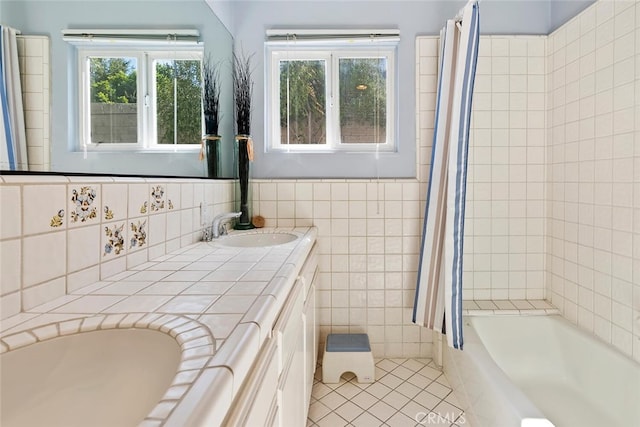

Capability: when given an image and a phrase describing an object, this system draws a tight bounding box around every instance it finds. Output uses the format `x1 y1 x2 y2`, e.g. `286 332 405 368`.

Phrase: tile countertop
0 227 318 427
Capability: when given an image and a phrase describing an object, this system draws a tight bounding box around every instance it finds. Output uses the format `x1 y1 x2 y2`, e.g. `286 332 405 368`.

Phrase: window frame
77 45 204 152
266 40 397 153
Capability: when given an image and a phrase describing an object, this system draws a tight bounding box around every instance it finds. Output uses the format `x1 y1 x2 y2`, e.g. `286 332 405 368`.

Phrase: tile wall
0 176 235 320
251 35 548 358
460 35 548 301
251 178 430 358
16 35 50 171
546 0 640 361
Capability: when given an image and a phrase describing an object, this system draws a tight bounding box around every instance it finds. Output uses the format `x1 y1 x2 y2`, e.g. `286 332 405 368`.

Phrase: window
266 32 398 152
65 30 203 151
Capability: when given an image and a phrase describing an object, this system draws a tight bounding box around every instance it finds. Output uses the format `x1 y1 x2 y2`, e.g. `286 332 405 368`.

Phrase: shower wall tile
547 0 639 362
16 35 50 172
461 35 548 301
102 183 127 223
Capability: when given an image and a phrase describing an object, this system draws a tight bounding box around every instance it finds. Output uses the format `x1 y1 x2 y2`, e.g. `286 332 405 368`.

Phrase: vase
234 135 254 230
204 135 221 178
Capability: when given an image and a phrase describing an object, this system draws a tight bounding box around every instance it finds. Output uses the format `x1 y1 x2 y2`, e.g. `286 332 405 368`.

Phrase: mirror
1 0 235 178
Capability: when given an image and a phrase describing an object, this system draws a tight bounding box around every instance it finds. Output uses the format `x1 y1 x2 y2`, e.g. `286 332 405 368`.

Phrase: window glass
89 57 138 144
279 59 326 145
154 59 202 145
267 44 395 153
338 57 386 144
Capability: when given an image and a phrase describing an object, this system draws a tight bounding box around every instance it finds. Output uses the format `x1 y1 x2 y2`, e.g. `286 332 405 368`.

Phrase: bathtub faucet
210 212 242 239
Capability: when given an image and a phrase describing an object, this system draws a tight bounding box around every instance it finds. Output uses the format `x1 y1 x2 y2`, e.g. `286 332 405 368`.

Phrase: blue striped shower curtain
1 25 27 171
413 1 479 350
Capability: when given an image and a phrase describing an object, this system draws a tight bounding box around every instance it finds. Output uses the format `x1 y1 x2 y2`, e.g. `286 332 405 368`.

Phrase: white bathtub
444 314 640 427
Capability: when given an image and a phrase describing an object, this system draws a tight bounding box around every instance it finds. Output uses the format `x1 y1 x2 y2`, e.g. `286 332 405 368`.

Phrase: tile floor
307 358 467 427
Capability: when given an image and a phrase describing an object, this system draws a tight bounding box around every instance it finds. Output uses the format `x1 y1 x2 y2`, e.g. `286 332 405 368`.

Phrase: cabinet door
303 281 317 410
278 318 305 427
223 338 279 426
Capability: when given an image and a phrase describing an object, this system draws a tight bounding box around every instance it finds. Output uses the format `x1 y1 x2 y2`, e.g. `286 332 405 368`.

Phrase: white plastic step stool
322 333 375 384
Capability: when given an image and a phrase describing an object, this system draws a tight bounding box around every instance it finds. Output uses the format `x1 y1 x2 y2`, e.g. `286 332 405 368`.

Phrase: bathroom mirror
1 0 235 178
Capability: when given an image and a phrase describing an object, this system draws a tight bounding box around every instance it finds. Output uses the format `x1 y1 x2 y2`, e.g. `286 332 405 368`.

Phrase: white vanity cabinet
223 244 318 427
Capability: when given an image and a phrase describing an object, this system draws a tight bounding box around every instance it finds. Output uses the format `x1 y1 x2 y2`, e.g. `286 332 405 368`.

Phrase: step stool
322 333 375 384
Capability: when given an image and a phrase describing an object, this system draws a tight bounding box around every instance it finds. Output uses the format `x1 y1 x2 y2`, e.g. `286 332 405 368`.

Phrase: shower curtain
412 0 479 350
1 25 28 171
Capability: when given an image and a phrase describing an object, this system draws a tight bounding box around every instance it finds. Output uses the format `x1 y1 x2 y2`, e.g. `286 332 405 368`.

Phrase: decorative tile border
0 314 216 427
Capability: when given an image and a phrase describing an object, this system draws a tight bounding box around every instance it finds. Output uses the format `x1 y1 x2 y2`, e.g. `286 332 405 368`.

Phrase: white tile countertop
0 227 318 427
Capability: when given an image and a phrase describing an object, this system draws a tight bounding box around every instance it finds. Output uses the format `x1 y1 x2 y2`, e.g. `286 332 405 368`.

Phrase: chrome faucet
211 212 242 239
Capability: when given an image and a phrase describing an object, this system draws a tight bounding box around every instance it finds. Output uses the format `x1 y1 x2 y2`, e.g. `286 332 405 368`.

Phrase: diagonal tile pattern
308 358 466 427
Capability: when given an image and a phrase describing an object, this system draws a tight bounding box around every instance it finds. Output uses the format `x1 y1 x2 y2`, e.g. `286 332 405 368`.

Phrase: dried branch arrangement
233 50 254 136
202 55 221 135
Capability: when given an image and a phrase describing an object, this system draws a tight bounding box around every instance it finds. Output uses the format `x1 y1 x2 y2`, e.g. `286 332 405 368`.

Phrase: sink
1 328 180 427
218 232 298 247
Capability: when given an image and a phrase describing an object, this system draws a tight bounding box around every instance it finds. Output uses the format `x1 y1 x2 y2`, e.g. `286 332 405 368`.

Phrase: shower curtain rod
454 0 479 22
1 25 21 35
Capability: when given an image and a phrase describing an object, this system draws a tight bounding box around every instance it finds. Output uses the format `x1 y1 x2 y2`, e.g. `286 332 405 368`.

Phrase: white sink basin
1 329 180 427
218 232 298 247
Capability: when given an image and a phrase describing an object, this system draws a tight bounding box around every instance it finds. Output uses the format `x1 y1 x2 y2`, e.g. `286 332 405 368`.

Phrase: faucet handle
202 226 213 242
219 222 230 236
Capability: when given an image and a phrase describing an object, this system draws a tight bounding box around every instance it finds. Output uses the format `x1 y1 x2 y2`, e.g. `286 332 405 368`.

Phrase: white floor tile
309 358 464 427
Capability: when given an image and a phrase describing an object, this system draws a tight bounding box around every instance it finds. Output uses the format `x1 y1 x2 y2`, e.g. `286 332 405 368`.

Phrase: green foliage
155 60 203 145
90 57 203 145
339 58 386 126
90 58 137 104
279 59 326 144
279 57 386 144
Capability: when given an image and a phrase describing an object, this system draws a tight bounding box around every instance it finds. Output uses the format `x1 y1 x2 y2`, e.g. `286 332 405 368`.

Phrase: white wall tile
23 184 66 235
22 231 66 288
0 185 21 239
0 239 21 295
67 225 100 273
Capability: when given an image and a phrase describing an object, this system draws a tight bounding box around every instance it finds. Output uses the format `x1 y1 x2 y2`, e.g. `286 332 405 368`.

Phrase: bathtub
444 314 640 427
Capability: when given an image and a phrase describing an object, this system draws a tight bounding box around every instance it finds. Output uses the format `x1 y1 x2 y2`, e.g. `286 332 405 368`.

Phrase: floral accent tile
166 183 181 210
130 220 147 249
102 183 127 224
104 223 125 257
70 186 98 223
127 183 149 218
50 209 65 227
24 184 66 234
104 206 114 220
150 185 165 212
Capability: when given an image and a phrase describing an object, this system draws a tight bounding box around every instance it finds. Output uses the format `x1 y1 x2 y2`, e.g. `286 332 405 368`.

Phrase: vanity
0 227 319 427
